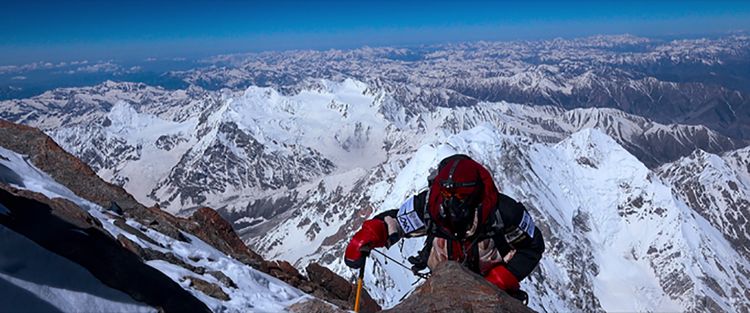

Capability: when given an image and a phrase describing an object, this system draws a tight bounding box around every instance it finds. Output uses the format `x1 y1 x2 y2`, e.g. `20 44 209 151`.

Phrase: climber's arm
378 189 430 241
486 194 545 288
344 190 429 268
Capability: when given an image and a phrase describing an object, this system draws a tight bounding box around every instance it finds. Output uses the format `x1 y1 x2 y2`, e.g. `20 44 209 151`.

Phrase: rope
369 249 431 280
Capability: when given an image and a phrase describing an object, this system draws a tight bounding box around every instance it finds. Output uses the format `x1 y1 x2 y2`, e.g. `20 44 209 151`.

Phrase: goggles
440 189 473 200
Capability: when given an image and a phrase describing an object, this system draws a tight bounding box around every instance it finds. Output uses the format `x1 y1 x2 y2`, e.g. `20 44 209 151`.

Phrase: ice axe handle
353 245 371 312
354 262 366 312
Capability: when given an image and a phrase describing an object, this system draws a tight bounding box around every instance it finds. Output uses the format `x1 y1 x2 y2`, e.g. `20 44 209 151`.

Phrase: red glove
484 264 520 291
344 219 388 268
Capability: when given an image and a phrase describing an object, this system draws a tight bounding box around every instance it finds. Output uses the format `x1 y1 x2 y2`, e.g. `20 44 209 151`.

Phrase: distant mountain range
171 34 750 141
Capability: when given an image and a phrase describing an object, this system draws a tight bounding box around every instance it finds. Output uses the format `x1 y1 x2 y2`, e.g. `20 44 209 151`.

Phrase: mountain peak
558 128 644 172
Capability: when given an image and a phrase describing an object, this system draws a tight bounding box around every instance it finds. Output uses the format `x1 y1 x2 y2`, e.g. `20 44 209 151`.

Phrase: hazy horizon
2 1 749 65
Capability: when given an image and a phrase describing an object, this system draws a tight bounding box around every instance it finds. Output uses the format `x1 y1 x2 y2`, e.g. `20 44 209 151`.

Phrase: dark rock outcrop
382 261 535 313
113 217 162 246
306 262 380 313
208 271 238 289
306 263 355 301
117 235 206 275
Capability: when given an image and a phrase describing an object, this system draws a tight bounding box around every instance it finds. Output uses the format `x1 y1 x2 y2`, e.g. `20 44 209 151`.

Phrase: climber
344 154 544 303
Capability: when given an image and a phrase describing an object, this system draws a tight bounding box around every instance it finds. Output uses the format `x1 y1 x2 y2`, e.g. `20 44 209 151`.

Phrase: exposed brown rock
306 263 380 313
118 234 147 256
118 235 206 275
208 271 238 289
259 259 380 312
187 276 230 301
113 217 162 247
264 259 309 293
125 204 190 242
187 207 266 270
268 260 303 279
0 119 142 211
117 203 270 272
306 263 353 301
382 261 535 313
288 298 348 313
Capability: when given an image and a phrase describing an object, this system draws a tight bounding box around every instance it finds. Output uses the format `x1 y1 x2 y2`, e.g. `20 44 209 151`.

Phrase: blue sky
1 0 749 65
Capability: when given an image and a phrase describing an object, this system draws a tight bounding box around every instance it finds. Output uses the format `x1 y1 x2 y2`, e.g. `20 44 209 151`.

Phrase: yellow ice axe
354 246 370 312
353 264 365 312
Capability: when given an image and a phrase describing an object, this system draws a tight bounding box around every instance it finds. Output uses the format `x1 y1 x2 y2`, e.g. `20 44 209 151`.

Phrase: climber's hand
344 219 387 268
484 264 520 291
503 249 516 263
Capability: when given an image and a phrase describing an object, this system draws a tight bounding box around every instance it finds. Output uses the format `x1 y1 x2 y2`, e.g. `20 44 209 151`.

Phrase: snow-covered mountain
0 78 740 210
172 34 750 141
1 34 749 312
2 76 749 312
658 147 750 262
